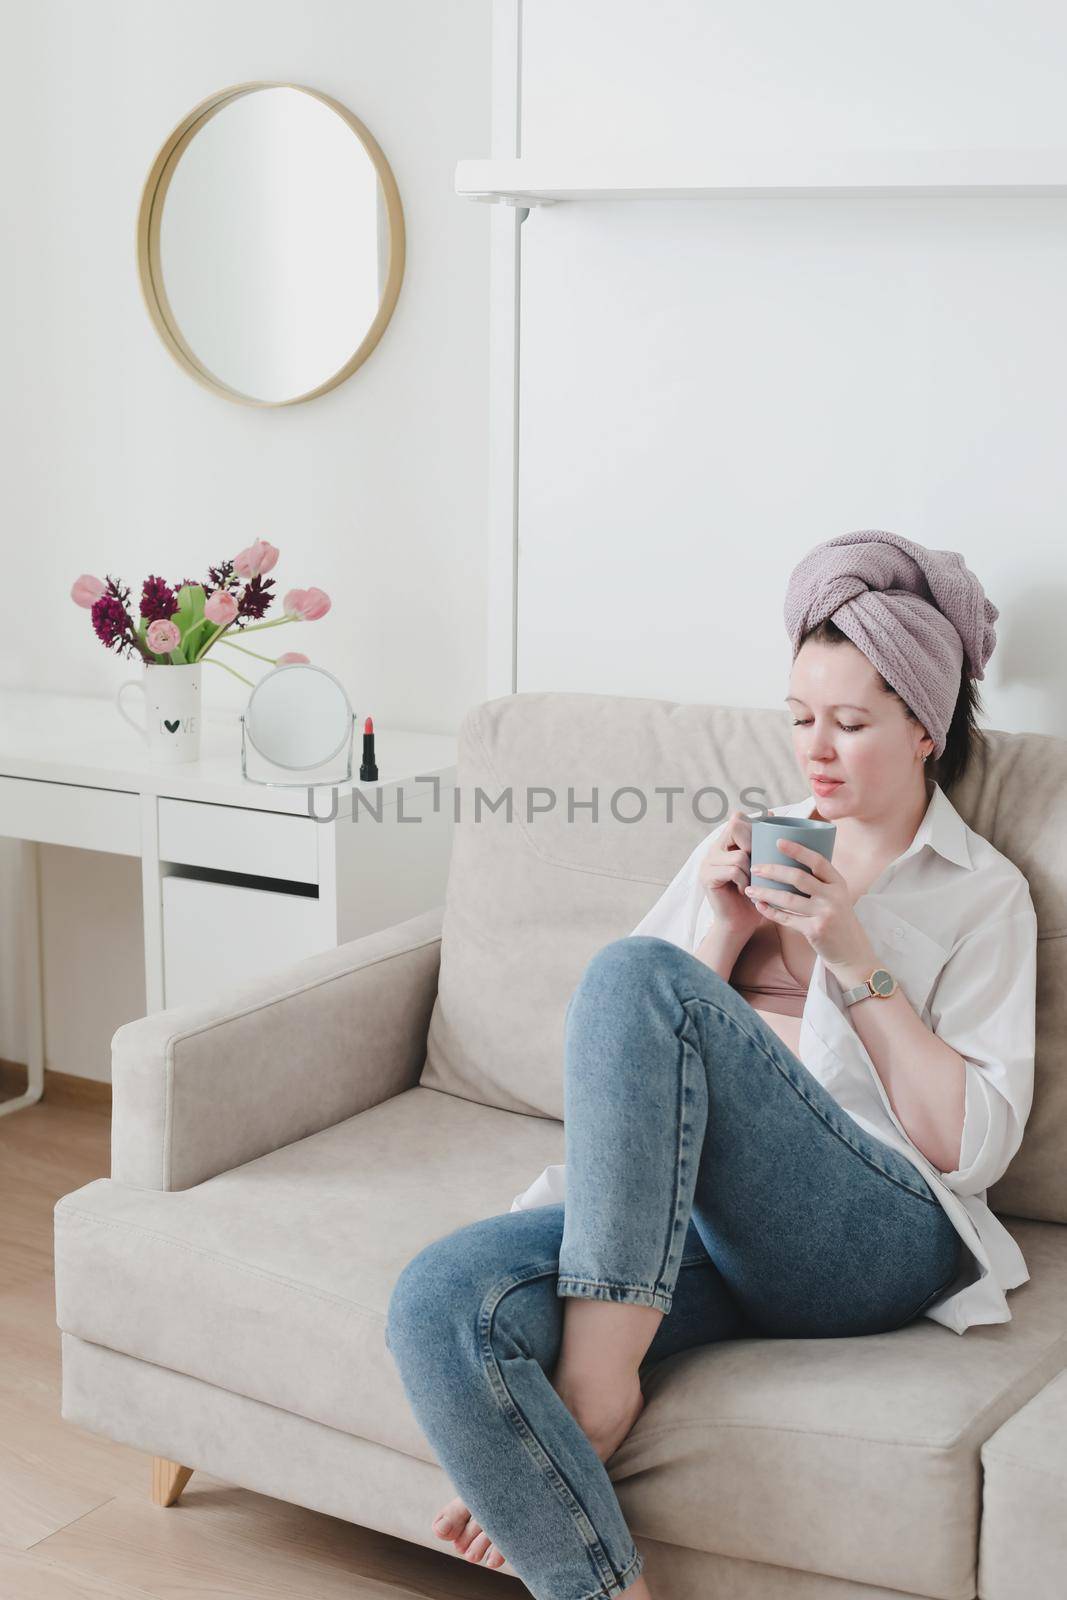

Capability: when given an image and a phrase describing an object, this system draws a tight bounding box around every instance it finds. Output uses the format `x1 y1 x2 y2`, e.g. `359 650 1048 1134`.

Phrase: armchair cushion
979 1368 1067 1600
110 905 443 1191
56 1085 564 1461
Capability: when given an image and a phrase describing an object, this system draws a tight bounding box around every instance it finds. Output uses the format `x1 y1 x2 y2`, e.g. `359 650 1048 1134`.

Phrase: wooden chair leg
151 1456 194 1506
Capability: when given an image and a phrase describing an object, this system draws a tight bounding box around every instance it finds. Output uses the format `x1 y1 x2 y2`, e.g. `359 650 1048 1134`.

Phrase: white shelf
455 150 1067 206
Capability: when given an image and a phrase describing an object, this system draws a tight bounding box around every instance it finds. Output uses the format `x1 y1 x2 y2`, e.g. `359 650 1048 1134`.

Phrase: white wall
513 1 1067 747
9 0 1067 1083
0 0 491 1078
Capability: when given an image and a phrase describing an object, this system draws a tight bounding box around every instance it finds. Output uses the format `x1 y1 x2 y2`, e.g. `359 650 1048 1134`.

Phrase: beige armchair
55 692 1067 1598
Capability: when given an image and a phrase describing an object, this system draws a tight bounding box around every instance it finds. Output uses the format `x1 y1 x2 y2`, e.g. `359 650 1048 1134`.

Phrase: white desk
0 689 457 1116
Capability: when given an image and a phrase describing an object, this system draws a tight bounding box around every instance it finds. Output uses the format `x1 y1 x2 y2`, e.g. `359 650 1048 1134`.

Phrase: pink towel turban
783 529 999 760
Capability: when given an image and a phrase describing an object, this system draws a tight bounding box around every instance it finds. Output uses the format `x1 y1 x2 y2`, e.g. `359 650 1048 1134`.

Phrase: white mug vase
117 662 202 764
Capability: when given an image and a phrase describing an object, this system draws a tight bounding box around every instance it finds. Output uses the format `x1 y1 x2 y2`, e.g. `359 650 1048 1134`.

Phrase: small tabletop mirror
138 82 405 406
241 664 356 786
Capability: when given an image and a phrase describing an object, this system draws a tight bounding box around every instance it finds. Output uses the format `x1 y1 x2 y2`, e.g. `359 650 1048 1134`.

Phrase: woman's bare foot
429 1375 646 1569
432 1494 508 1568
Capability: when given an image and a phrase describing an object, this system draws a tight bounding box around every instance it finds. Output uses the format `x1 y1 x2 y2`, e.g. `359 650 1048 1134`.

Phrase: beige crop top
729 919 809 1017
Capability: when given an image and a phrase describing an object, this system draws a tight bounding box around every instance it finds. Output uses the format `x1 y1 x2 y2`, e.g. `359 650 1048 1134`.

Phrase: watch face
870 968 895 996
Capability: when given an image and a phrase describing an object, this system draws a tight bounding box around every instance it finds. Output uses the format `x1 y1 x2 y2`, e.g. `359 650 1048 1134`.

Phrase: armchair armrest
110 905 443 1191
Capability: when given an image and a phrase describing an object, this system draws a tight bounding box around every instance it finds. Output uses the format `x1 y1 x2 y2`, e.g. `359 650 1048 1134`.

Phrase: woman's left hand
744 838 876 970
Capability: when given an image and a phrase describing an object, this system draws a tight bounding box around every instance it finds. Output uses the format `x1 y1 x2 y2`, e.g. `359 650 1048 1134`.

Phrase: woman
385 530 1038 1600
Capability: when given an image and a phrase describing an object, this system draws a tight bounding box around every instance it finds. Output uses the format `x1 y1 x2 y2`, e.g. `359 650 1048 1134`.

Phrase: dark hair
797 617 987 794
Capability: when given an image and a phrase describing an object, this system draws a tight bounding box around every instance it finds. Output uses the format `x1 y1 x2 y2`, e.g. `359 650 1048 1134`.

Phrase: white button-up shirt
510 781 1039 1335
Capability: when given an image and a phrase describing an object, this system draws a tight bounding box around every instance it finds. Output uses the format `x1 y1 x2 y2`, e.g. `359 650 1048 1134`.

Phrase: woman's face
786 639 933 816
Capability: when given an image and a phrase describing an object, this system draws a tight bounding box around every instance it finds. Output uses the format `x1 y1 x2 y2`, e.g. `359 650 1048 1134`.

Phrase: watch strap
841 967 897 1006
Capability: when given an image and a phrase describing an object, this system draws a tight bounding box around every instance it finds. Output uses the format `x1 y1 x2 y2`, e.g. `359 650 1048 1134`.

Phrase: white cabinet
161 876 333 1008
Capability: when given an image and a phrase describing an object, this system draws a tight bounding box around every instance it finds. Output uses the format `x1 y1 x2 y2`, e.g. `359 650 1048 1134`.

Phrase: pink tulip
282 586 331 621
234 539 279 579
71 574 106 609
146 618 182 654
204 589 239 626
276 651 310 664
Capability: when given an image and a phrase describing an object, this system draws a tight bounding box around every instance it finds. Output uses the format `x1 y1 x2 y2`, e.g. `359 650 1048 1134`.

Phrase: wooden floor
0 1060 522 1599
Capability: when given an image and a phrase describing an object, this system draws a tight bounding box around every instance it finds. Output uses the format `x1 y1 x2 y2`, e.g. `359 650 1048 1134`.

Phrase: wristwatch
841 967 898 1007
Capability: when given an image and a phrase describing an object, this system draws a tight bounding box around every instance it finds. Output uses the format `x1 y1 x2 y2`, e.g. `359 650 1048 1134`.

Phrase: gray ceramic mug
749 814 836 898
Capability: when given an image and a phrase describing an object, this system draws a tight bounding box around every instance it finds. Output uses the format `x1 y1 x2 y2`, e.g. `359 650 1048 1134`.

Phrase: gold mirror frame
136 82 406 408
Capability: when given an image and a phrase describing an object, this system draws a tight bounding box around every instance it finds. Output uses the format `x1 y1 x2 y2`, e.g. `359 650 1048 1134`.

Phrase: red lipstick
359 715 378 781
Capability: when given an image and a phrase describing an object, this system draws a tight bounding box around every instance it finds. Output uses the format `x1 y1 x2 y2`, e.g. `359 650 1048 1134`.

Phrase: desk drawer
0 776 140 855
157 797 320 884
162 876 332 1007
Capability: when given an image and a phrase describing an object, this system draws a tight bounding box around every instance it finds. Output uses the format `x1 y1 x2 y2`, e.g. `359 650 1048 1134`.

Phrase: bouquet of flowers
70 541 330 686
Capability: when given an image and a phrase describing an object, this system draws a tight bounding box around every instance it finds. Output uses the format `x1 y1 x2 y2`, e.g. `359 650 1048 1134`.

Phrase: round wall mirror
137 83 405 407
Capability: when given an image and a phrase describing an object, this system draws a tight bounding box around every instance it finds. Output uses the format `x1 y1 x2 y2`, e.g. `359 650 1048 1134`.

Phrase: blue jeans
385 936 963 1600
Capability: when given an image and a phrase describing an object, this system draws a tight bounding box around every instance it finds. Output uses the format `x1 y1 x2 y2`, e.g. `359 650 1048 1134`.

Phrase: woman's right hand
698 808 776 939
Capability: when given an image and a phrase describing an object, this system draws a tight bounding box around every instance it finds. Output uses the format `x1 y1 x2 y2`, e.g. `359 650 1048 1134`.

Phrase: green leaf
173 585 206 664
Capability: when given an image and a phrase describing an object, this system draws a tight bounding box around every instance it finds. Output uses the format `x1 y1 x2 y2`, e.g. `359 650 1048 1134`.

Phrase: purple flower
237 574 275 622
140 574 178 622
91 594 129 649
91 576 149 661
205 559 241 599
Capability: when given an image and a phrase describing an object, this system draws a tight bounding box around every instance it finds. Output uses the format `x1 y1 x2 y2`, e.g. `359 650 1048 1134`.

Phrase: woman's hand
743 837 877 971
698 809 768 942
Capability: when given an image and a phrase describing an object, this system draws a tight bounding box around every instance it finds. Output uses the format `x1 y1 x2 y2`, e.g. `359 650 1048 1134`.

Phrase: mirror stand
239 662 358 787
239 713 356 788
